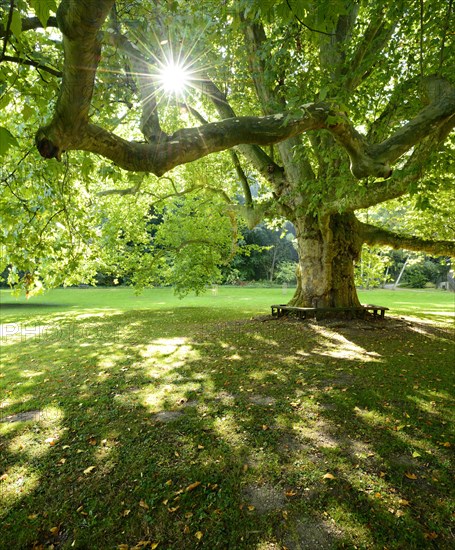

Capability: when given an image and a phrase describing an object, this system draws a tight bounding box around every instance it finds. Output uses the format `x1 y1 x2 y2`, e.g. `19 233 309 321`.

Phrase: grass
0 287 454 549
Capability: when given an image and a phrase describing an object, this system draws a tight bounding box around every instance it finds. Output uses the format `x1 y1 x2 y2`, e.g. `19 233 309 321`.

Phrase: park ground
0 287 454 549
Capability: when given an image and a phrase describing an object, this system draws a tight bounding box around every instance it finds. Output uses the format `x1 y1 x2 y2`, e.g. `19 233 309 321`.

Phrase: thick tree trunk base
289 213 363 310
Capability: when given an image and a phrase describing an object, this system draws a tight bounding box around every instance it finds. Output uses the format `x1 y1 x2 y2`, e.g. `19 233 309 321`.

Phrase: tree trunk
289 213 363 308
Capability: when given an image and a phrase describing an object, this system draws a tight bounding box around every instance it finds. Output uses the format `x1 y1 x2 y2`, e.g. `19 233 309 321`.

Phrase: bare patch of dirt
284 517 343 549
300 420 343 449
249 394 277 406
242 483 286 514
214 391 236 405
0 410 42 423
279 432 314 454
151 410 184 423
175 398 198 408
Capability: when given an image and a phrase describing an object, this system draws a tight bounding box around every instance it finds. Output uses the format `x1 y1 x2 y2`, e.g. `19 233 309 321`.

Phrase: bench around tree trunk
271 304 389 320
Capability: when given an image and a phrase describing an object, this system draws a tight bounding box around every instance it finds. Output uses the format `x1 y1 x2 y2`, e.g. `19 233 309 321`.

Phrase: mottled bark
289 213 362 308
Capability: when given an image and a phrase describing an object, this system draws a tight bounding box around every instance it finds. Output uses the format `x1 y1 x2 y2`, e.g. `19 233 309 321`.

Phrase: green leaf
319 86 329 101
0 127 19 157
29 0 57 27
10 10 22 38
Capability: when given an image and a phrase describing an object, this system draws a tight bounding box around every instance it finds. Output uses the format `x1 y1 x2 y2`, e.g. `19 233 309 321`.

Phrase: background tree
1 0 454 308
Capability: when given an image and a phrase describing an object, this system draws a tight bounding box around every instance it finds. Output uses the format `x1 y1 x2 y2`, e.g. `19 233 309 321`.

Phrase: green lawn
1 287 454 549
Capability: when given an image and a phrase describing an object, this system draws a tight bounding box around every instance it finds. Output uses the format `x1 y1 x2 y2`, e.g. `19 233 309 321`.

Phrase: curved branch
368 90 455 165
0 16 58 38
35 0 455 185
1 54 62 76
360 222 455 256
74 111 324 176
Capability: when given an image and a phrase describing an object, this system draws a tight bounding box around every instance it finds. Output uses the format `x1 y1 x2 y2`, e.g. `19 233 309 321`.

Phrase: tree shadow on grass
0 310 453 549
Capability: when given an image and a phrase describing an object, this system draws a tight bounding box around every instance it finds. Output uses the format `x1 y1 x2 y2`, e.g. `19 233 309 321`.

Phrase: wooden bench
362 304 389 318
271 304 389 320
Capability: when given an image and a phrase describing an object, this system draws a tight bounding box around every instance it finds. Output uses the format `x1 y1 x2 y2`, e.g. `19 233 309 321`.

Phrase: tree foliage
1 0 454 303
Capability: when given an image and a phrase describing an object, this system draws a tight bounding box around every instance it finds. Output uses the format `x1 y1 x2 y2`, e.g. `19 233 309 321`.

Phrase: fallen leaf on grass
168 506 179 513
28 514 39 520
285 490 297 497
195 531 203 540
131 542 149 549
122 509 131 517
0 474 8 481
247 505 255 511
186 481 201 492
323 473 336 480
50 526 59 535
412 451 421 458
139 500 149 510
398 499 410 506
442 442 451 448
83 466 96 475
183 525 190 534
395 510 406 517
424 532 438 540
404 472 418 480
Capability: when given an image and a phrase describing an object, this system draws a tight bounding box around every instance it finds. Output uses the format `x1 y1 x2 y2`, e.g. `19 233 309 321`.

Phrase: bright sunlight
158 61 190 94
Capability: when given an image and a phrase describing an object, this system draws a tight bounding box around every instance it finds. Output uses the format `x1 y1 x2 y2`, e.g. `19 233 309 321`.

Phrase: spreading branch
0 16 58 38
360 222 455 256
35 0 455 187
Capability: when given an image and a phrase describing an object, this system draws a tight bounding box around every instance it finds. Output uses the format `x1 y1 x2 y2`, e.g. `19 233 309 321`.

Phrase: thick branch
0 16 58 38
368 90 455 165
328 112 455 214
35 0 454 184
35 0 114 159
76 111 325 176
360 222 455 256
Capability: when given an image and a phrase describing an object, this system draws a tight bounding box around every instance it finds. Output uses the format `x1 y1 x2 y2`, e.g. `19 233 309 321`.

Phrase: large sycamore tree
1 0 454 307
